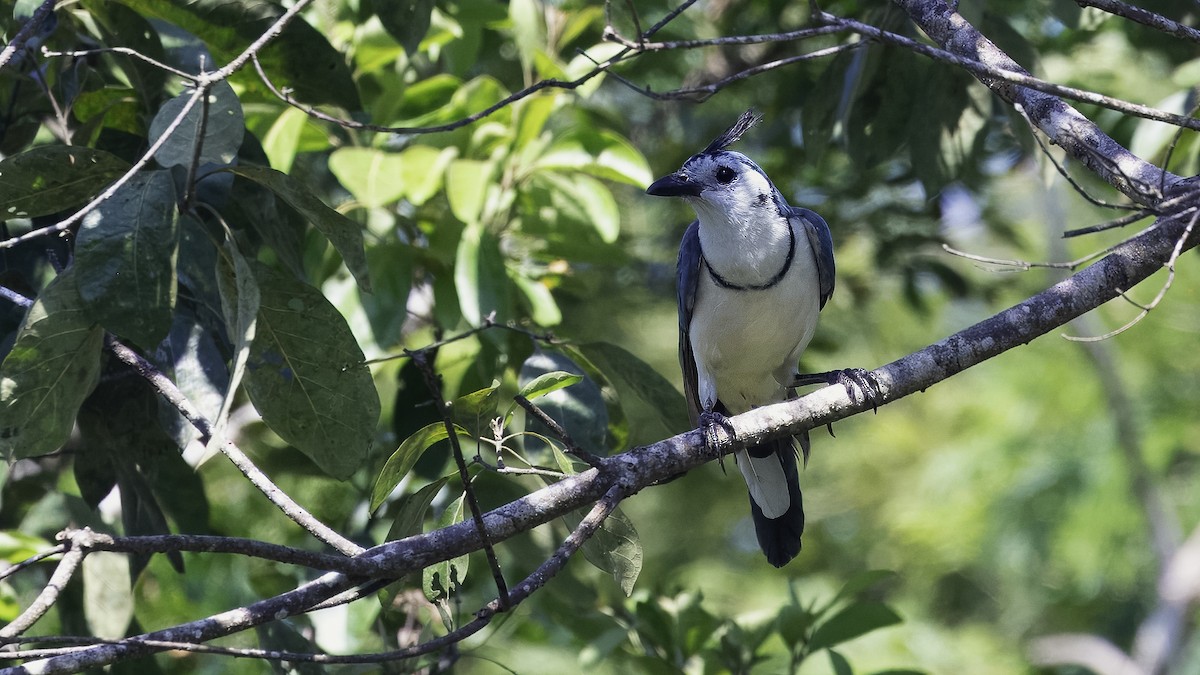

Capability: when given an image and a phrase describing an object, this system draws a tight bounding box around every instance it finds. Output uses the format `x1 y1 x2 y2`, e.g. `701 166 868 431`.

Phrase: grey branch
12 182 1199 673
891 0 1181 204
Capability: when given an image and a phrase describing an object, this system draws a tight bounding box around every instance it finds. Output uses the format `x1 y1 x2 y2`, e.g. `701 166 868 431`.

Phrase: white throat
692 200 794 288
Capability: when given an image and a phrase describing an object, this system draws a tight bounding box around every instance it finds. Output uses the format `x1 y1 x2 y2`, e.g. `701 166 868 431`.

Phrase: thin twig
0 545 65 582
0 87 204 250
514 395 603 468
41 46 198 81
630 44 862 101
1062 211 1153 238
104 336 364 556
603 23 846 51
0 485 627 666
1076 0 1200 44
1014 103 1141 211
817 11 1200 131
1062 209 1199 341
410 351 511 609
0 531 90 638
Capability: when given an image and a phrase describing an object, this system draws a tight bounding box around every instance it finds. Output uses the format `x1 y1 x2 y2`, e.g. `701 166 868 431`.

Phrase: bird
646 110 869 567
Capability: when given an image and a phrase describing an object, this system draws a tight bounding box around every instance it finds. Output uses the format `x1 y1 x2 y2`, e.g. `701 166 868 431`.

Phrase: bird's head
646 110 780 222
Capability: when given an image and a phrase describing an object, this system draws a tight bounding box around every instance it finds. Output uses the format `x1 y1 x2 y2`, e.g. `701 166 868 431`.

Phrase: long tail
737 432 806 567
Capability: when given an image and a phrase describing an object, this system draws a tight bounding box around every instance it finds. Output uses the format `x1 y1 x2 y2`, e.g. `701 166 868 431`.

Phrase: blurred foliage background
0 0 1199 673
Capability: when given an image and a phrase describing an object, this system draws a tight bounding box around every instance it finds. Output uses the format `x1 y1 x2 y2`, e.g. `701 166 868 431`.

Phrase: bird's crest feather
703 109 762 154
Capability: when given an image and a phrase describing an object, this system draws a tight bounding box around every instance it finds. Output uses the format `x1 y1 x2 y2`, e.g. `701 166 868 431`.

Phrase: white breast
689 220 822 414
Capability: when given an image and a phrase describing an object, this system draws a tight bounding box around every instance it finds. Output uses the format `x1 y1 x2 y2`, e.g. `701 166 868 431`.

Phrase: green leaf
534 128 653 187
445 159 493 224
511 272 562 327
148 80 244 168
518 370 583 401
372 0 436 55
518 351 607 453
261 107 310 173
452 383 500 436
454 221 510 325
575 341 688 442
424 494 469 603
574 506 642 597
777 600 816 649
818 570 897 617
0 268 104 459
372 422 471 511
226 165 372 293
213 240 260 445
808 602 902 652
75 169 179 349
83 551 134 641
328 147 409 209
535 171 620 243
398 146 456 206
386 476 450 541
0 146 130 219
509 0 545 72
829 649 854 675
243 264 380 480
118 0 360 109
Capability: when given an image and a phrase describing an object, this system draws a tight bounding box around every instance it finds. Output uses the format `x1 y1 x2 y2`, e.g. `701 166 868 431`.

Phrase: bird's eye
715 166 736 184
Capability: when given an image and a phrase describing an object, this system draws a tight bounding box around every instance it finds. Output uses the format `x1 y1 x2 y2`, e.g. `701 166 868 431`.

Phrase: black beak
646 172 701 197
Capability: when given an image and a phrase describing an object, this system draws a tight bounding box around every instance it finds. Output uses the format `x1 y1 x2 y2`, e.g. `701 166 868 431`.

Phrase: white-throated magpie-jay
646 110 859 567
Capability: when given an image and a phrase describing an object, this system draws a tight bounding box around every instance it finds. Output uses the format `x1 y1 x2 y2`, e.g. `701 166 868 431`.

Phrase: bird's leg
698 402 736 472
792 368 882 413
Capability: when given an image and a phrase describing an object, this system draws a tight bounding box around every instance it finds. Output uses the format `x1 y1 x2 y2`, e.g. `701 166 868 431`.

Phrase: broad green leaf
454 221 510 325
452 383 500 435
117 0 360 109
518 352 607 456
536 171 620 243
81 1 167 102
0 268 104 459
226 165 372 293
386 476 450 540
518 370 582 401
372 0 436 55
149 80 244 168
777 600 816 649
262 107 310 173
0 531 50 564
445 159 493 224
534 128 653 187
511 272 562 327
398 145 456 206
212 240 260 454
576 341 688 442
0 146 129 219
808 602 902 652
328 147 408 209
820 570 897 617
372 422 471 511
76 169 179 349
509 0 545 73
829 649 854 675
243 264 380 480
574 506 642 596
553 345 628 451
424 494 469 603
83 552 134 641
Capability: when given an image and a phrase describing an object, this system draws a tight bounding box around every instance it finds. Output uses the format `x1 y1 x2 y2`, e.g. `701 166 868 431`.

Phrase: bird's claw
698 408 736 470
794 368 883 413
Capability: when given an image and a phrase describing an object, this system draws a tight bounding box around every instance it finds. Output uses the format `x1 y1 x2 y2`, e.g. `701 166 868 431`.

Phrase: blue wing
677 220 703 425
787 206 835 309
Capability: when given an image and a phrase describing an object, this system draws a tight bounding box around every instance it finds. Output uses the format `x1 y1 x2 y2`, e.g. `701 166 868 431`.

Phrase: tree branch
889 0 1182 205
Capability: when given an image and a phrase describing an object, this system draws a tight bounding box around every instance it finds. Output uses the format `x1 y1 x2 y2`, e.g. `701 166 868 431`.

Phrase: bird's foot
793 368 883 413
698 408 736 471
